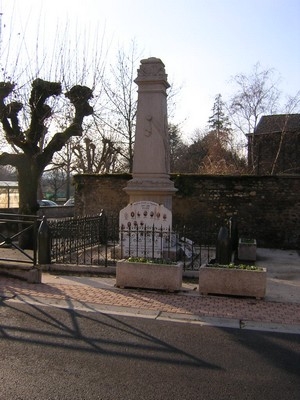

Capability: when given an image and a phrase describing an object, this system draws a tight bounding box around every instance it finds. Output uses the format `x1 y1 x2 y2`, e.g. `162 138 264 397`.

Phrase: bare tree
89 42 139 172
228 62 300 174
228 63 281 167
229 63 280 133
42 169 67 202
0 164 17 180
0 6 107 199
70 135 120 174
0 79 93 246
46 139 73 200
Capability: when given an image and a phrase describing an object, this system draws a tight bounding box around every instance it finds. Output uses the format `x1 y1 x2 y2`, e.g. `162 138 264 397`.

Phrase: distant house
248 114 300 174
0 181 19 208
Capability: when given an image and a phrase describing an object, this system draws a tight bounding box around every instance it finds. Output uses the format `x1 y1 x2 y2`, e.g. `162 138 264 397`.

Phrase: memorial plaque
119 201 173 258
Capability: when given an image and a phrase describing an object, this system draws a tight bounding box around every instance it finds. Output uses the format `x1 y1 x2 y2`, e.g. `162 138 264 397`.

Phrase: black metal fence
49 212 119 267
48 212 217 270
0 212 38 265
0 211 221 270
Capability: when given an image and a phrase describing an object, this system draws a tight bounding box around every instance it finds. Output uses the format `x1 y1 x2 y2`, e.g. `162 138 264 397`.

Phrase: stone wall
73 174 300 249
73 174 131 217
0 206 74 219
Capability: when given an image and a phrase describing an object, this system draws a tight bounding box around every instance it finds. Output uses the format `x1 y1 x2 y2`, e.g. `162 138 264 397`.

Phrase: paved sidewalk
1 248 300 334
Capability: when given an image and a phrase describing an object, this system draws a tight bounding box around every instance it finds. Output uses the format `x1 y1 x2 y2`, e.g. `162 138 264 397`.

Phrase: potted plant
238 238 257 261
199 262 266 299
116 257 183 292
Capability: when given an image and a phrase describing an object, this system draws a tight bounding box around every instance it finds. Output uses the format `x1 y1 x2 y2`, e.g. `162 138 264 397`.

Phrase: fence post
229 216 238 252
38 216 51 264
216 226 231 264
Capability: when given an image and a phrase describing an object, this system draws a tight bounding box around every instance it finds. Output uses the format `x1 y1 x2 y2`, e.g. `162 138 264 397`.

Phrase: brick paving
1 276 300 327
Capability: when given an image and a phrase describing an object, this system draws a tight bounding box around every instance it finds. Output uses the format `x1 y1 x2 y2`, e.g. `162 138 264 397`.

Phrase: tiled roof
254 114 300 135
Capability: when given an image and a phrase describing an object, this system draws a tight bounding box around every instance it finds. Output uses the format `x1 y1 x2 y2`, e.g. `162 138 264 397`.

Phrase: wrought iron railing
119 224 216 270
49 212 119 266
48 213 216 270
0 211 220 270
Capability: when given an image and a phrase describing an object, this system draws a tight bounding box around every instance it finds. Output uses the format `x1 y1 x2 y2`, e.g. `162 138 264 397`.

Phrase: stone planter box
199 265 267 299
238 238 257 261
116 260 183 291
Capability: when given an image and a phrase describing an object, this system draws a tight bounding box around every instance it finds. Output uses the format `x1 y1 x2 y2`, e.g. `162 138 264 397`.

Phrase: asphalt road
1 301 299 400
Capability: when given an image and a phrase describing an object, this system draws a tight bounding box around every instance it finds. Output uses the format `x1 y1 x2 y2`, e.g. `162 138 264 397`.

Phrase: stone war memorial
116 57 182 291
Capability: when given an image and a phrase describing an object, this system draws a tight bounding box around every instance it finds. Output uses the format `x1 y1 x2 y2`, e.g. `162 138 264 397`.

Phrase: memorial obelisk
124 57 177 211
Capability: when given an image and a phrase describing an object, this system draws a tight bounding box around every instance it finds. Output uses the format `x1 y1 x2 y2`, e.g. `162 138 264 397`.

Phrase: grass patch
206 263 263 271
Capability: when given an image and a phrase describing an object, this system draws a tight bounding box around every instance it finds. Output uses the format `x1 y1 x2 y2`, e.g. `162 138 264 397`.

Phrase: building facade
248 114 300 174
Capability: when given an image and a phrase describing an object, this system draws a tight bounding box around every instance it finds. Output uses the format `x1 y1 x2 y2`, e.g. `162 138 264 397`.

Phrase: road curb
5 295 300 334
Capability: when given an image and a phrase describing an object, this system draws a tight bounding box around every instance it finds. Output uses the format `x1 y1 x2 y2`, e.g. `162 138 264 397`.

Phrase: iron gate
0 212 38 265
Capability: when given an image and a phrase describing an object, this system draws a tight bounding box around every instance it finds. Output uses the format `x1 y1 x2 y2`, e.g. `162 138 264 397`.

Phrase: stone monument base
124 176 177 211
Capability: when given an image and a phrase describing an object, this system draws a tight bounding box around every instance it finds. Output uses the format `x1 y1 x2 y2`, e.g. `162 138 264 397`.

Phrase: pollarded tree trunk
16 155 42 249
17 157 41 215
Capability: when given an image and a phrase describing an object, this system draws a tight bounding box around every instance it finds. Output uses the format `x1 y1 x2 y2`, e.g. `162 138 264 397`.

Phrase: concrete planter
238 238 257 261
199 265 267 299
116 260 183 291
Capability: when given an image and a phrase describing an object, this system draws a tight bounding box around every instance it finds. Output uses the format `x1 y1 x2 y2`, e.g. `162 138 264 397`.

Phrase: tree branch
28 78 62 145
38 85 93 170
65 85 93 124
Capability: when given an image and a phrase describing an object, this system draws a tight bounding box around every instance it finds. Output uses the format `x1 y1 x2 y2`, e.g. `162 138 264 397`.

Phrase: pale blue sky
1 0 300 137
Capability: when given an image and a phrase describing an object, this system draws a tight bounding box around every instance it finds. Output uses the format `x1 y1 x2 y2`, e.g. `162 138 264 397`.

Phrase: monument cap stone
134 57 170 88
